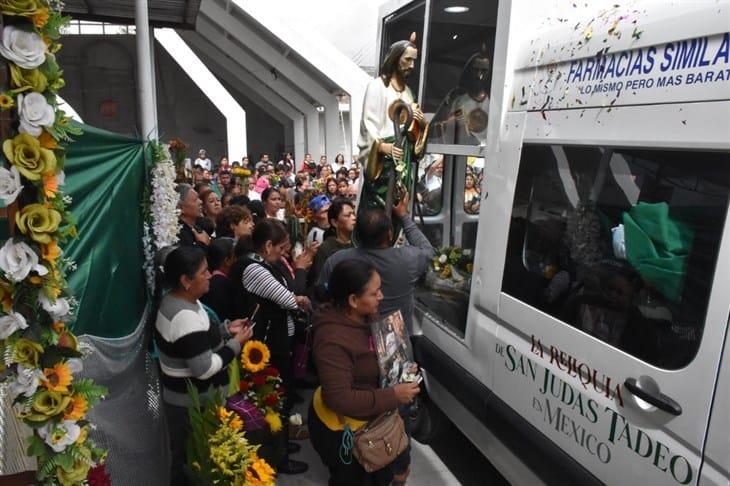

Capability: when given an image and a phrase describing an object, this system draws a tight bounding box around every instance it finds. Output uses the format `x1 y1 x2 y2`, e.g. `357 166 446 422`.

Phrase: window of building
380 1 426 98
423 0 498 147
502 145 730 369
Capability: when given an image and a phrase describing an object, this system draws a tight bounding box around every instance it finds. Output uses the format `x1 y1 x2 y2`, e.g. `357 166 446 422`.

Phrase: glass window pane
416 153 444 215
502 145 730 369
424 0 498 147
381 1 426 98
416 155 480 336
464 157 484 214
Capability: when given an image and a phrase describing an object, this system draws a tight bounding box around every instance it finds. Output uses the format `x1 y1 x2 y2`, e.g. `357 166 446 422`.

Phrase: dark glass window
502 145 730 369
424 0 499 147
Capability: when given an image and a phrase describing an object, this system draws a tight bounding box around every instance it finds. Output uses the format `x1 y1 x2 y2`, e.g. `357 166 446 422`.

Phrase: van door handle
624 378 682 416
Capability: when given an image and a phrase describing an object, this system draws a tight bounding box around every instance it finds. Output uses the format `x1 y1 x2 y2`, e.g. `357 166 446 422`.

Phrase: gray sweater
318 214 434 332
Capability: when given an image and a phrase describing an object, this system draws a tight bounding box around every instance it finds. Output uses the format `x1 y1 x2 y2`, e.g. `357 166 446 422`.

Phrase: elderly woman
156 245 252 485
175 183 211 247
309 260 420 486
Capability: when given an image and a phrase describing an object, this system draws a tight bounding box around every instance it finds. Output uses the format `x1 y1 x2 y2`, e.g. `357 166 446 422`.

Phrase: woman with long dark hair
309 260 420 486
155 246 252 485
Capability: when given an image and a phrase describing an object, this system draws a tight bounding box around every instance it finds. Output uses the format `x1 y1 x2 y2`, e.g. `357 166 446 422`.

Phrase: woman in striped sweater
240 219 311 475
155 246 252 486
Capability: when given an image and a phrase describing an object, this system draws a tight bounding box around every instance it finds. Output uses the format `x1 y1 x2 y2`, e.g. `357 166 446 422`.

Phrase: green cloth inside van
623 202 694 302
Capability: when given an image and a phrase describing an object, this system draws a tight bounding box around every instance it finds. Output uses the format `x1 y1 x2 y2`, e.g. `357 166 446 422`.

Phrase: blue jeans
393 404 412 475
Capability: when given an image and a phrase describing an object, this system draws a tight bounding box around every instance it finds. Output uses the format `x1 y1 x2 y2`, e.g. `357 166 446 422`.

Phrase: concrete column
324 99 341 163
135 0 158 140
306 110 320 160
293 115 306 166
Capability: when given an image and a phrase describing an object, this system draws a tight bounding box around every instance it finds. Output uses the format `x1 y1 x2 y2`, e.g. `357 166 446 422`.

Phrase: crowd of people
157 148 433 485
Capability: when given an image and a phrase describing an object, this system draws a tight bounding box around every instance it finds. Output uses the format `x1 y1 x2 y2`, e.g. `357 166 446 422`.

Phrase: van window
381 1 426 98
502 145 730 369
424 0 498 146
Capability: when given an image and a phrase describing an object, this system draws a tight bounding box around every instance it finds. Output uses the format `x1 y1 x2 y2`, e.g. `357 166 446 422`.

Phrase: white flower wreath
143 142 180 294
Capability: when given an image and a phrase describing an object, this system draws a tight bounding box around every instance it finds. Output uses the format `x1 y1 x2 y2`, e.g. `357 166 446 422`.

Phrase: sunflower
64 394 88 421
42 362 73 393
245 455 276 486
264 408 282 433
0 93 14 110
241 340 270 373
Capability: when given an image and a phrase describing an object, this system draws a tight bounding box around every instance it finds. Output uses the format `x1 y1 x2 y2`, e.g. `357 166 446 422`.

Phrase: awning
63 0 201 29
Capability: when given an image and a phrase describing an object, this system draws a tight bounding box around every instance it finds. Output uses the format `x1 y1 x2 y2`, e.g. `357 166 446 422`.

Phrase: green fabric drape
623 202 694 302
63 124 147 337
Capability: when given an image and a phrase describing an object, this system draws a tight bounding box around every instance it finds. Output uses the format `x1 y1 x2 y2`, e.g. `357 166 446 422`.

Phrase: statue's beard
398 67 413 80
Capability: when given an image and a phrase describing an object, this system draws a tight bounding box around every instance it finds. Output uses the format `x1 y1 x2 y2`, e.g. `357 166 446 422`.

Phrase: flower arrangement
236 340 285 433
142 141 179 294
232 167 251 178
186 385 275 486
431 246 474 281
0 2 109 483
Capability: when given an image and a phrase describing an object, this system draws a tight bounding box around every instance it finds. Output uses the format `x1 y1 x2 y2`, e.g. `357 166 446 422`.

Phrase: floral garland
0 1 108 484
142 141 179 295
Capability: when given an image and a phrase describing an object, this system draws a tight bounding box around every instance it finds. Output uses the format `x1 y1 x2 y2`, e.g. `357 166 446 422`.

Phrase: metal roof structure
180 0 371 162
63 0 201 29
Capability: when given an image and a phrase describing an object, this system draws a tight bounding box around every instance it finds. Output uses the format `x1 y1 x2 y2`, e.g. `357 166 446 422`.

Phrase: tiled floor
278 390 462 486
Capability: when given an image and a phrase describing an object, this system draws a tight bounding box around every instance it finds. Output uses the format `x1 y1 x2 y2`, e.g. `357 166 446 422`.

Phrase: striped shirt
155 294 241 407
242 262 297 336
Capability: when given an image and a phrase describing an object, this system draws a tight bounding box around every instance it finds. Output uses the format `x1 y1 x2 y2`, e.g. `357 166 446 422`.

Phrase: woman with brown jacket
309 260 420 486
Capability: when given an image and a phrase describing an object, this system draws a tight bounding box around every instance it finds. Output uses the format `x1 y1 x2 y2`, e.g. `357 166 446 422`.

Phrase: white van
374 0 730 484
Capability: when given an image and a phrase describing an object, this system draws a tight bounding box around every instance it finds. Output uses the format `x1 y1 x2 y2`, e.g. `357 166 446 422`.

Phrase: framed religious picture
370 311 419 388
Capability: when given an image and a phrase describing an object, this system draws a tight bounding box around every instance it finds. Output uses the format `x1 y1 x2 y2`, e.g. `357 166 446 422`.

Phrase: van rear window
502 145 730 369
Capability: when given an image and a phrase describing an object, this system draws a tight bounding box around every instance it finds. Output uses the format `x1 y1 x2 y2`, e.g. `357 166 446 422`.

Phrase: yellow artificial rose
16 203 61 244
11 338 43 367
3 133 57 181
9 65 48 93
20 390 71 421
56 446 92 486
0 0 43 16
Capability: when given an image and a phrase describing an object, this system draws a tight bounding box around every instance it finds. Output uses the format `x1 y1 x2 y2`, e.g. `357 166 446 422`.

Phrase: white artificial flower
38 294 71 319
56 170 66 187
438 254 448 264
0 166 23 205
38 420 81 453
0 239 49 282
0 26 47 69
0 312 28 339
9 364 44 399
17 92 55 137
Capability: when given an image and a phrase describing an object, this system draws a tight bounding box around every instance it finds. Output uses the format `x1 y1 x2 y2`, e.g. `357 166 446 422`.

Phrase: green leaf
26 434 49 458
